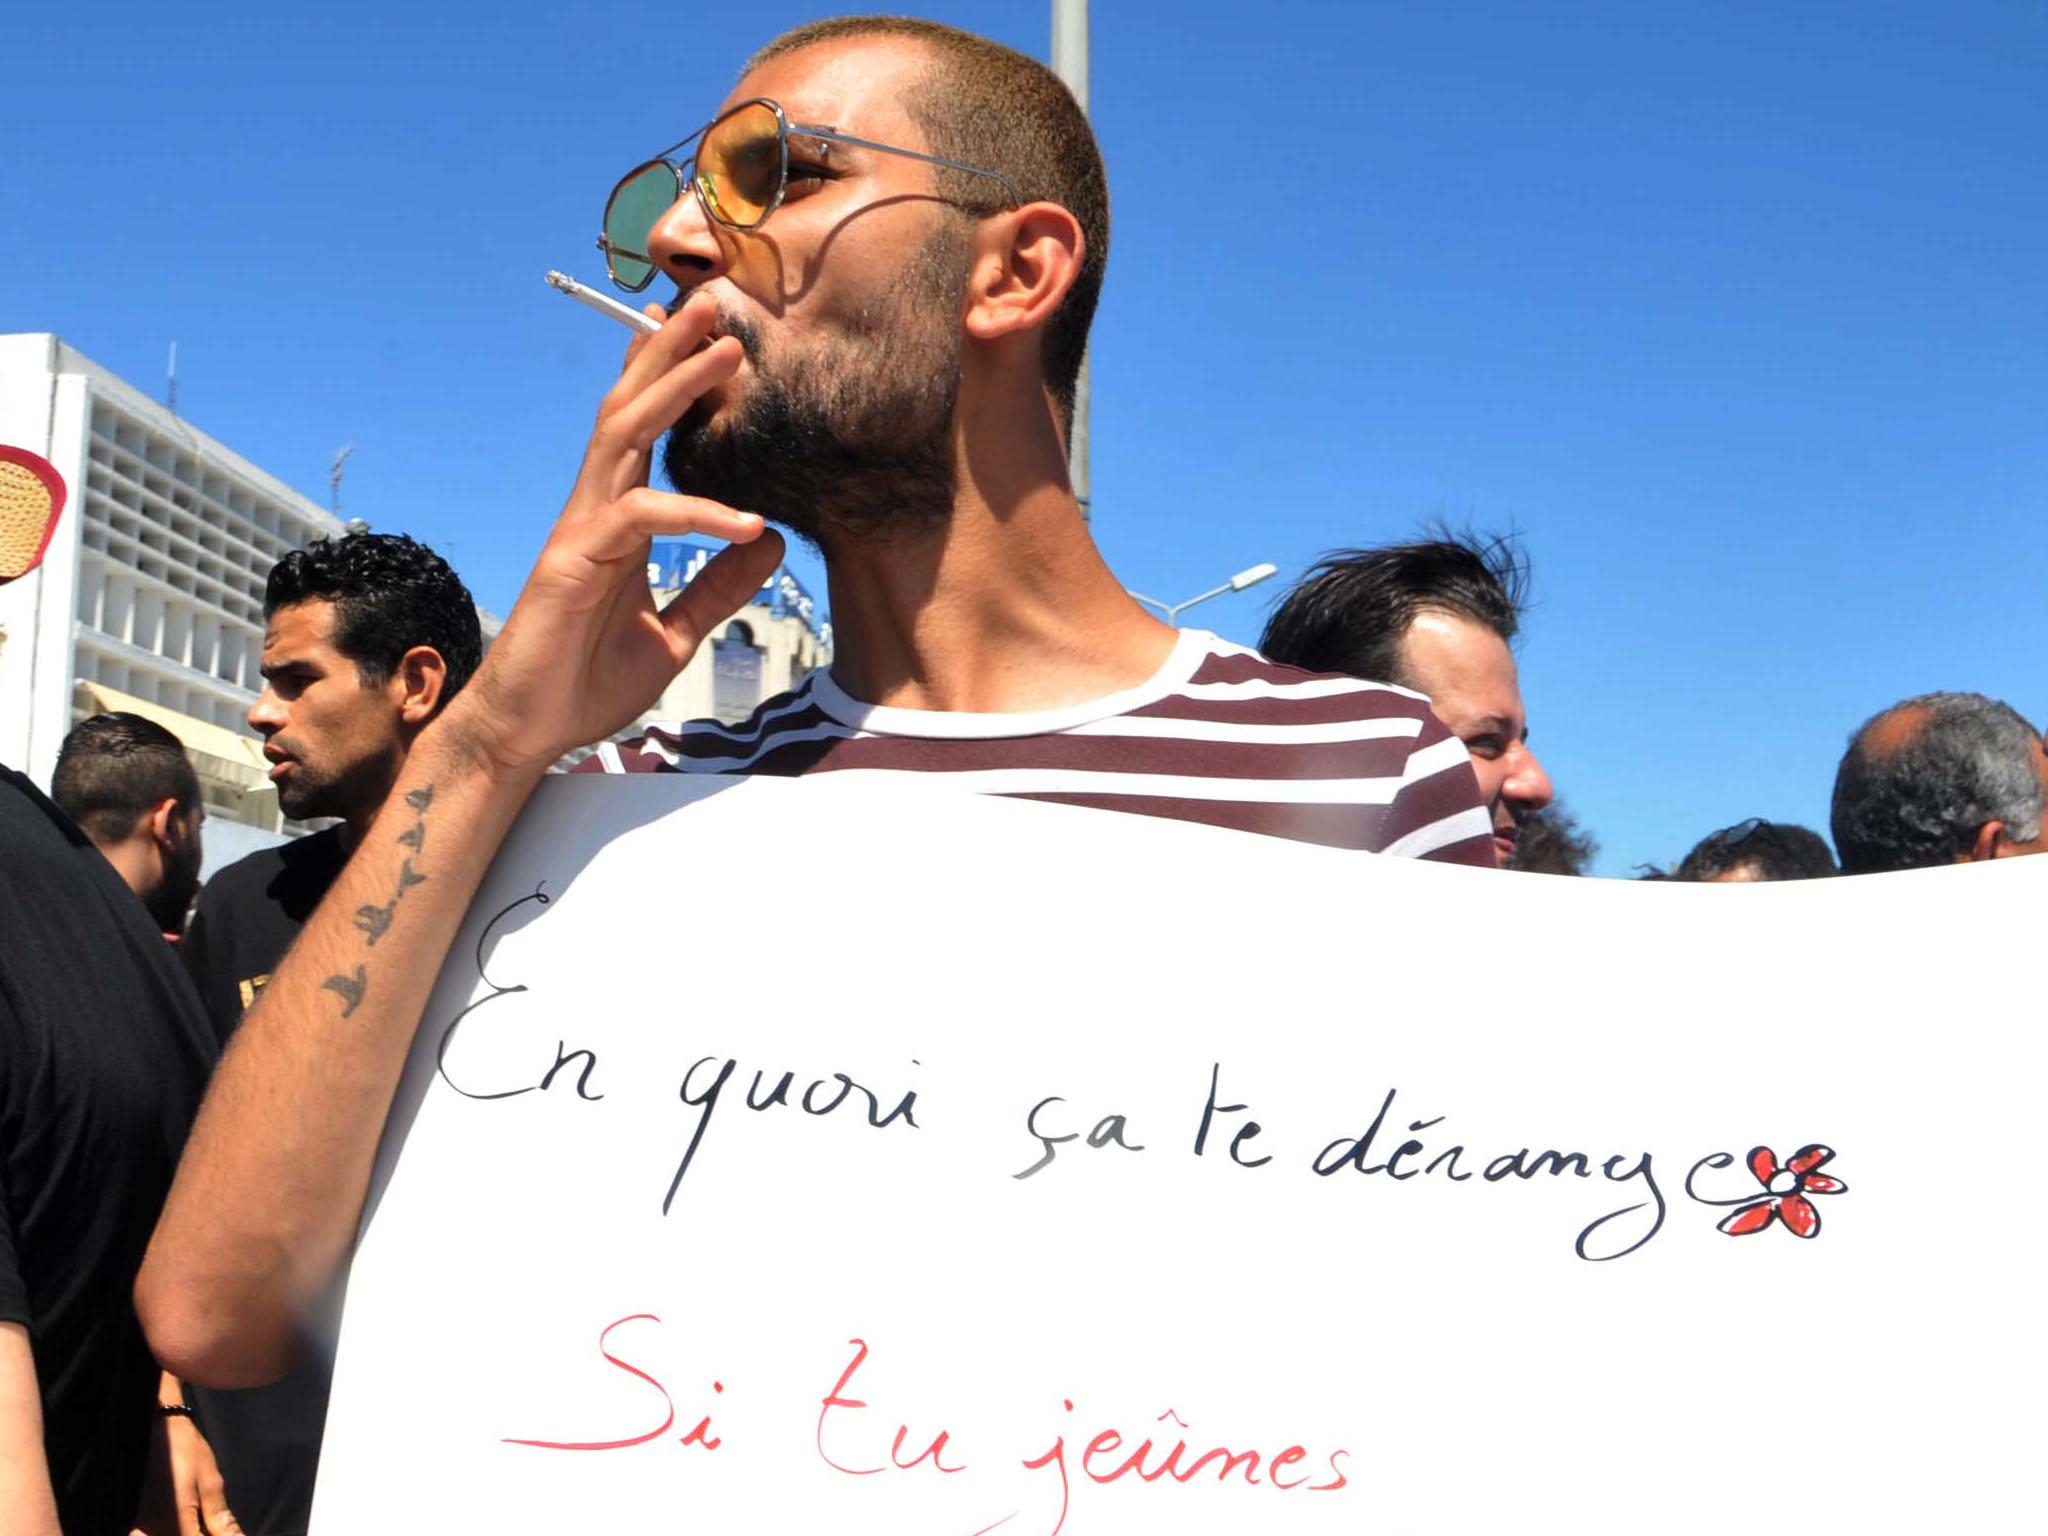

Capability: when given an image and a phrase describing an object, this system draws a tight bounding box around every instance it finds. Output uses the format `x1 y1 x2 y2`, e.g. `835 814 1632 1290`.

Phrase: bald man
1831 691 2048 873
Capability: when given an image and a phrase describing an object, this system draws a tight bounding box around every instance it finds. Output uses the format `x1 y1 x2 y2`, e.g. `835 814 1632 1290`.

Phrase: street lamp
1127 562 1279 626
1052 0 1089 520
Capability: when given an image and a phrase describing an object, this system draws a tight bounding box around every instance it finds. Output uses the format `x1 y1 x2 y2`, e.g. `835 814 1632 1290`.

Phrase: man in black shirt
179 824 349 1045
178 532 481 1536
0 766 214 1535
50 712 207 940
183 534 483 1044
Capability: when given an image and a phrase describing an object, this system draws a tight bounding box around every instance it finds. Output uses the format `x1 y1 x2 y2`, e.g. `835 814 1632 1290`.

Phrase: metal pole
1127 583 1227 627
330 444 355 516
1052 0 1090 521
1126 565 1278 627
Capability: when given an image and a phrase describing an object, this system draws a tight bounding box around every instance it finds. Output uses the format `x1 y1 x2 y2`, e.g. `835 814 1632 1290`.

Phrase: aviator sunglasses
597 97 1024 292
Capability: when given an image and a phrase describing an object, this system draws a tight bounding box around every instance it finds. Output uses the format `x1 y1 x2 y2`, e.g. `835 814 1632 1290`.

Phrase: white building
1 333 771 850
637 537 832 729
0 333 496 873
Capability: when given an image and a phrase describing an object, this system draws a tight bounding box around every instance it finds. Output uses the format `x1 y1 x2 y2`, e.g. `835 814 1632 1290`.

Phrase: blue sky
5 1 2043 874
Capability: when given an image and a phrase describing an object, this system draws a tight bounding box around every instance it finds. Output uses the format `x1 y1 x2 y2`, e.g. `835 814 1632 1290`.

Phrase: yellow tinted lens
698 102 783 228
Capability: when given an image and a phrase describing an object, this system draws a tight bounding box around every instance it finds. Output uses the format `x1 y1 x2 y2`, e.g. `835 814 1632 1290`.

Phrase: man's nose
646 183 729 292
1505 741 1553 813
247 689 285 736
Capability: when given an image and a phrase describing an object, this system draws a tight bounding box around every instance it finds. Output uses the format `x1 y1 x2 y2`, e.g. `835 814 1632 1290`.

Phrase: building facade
0 334 351 860
2 334 756 854
0 333 511 875
638 537 832 727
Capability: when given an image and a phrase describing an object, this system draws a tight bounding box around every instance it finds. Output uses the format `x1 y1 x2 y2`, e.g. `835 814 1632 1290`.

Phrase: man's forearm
140 292 772 1387
0 1325 61 1536
138 715 544 1388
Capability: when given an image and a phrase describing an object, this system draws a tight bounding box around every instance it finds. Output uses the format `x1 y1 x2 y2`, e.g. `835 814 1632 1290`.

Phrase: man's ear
963 202 1085 344
395 646 450 728
147 797 182 854
1968 821 2004 862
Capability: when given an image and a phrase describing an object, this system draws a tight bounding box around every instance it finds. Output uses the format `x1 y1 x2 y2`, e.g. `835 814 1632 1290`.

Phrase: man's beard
272 736 393 827
660 224 970 552
148 827 203 934
276 769 340 823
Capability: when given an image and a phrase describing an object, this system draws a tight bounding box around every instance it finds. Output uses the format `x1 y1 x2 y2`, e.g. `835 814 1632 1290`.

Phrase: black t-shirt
0 767 214 1536
180 825 349 1047
178 824 350 1536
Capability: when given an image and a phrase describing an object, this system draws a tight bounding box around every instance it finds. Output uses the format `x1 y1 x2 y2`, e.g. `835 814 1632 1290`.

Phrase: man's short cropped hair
1830 691 2043 874
1675 819 1838 882
1257 533 1528 687
265 532 482 698
51 713 200 843
746 15 1109 433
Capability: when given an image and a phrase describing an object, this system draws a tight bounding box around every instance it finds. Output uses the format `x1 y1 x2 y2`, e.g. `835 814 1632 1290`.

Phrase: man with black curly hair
175 530 479 1536
183 531 482 1036
1673 819 1837 882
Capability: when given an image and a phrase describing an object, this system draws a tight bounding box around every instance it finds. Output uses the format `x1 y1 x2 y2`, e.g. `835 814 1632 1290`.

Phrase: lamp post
1127 562 1279 627
1052 0 1090 520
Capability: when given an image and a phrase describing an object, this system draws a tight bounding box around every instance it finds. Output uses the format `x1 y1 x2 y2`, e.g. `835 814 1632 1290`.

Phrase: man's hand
455 289 785 776
131 1376 239 1536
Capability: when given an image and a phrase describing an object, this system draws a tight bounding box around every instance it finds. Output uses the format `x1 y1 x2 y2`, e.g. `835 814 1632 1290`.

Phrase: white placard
313 775 2043 1533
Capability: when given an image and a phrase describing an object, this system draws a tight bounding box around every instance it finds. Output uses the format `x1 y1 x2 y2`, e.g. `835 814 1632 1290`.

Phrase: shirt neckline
806 629 1221 739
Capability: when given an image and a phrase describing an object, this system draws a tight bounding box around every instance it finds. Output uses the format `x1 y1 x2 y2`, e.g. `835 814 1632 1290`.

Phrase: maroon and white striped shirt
579 630 1494 863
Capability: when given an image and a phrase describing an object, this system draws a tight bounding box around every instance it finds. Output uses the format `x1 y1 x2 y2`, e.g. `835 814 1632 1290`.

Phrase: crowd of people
3 533 481 1534
3 12 2041 1533
1251 531 2047 884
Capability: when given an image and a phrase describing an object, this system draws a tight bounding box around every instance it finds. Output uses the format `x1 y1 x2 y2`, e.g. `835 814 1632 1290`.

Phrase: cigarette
544 270 663 336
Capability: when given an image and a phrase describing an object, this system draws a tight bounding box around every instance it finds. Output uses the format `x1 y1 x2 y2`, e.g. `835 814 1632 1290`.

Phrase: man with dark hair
1673 819 1838 883
142 14 1493 1411
250 530 482 836
50 714 231 1533
0 769 214 1536
1260 536 1554 867
184 530 482 1037
169 529 479 1536
1509 801 1599 877
1830 692 2048 874
50 712 205 935
1 532 214 1530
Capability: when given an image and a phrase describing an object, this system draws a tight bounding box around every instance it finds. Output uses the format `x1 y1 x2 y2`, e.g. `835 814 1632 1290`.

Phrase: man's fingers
610 335 744 454
609 290 716 399
197 1468 238 1534
173 1490 203 1536
573 295 728 502
587 337 744 504
659 531 787 657
621 301 669 361
600 293 726 438
573 488 765 562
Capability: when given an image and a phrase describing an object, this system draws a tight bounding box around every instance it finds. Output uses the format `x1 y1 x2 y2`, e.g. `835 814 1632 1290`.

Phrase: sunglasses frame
597 97 1025 292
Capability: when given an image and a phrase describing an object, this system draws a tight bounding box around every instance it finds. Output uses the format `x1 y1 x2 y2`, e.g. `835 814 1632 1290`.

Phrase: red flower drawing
1717 1144 1848 1239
